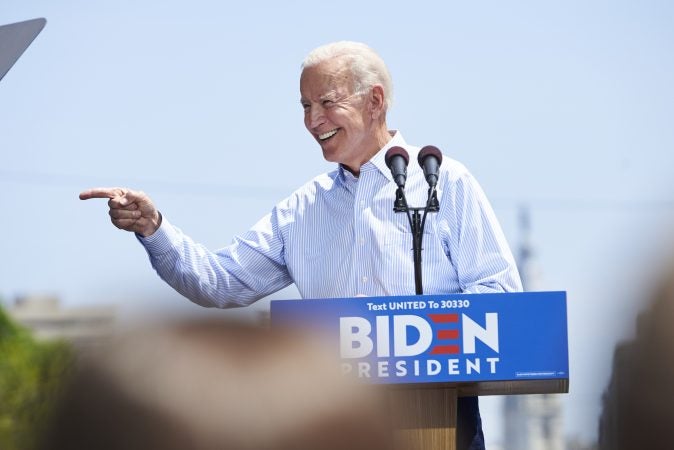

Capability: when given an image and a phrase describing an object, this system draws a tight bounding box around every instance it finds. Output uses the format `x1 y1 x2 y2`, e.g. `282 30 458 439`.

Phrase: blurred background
2 1 674 449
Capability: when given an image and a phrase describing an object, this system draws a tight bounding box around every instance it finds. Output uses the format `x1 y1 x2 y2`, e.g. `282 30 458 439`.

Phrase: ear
368 85 386 120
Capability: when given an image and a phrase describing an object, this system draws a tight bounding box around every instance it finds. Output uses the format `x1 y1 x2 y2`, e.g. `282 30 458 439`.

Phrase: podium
271 291 569 450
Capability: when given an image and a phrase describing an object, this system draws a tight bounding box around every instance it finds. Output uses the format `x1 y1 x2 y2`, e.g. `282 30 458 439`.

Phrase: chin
319 145 341 163
321 152 340 164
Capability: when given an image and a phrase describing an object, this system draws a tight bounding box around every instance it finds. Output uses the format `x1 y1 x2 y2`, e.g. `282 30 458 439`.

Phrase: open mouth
318 128 339 141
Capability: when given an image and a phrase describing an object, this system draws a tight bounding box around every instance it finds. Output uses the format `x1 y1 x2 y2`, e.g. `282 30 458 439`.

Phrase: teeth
319 129 338 140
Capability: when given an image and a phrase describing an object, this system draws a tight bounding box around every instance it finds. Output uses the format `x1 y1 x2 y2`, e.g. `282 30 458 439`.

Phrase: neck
342 125 392 176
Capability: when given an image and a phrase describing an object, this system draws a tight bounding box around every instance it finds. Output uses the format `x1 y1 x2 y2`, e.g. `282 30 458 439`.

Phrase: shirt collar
368 130 407 182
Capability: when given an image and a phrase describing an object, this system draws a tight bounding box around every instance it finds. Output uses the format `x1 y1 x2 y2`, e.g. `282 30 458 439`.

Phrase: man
81 41 522 449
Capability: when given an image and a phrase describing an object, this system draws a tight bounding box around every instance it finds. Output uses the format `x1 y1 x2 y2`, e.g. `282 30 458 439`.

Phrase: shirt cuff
136 215 181 256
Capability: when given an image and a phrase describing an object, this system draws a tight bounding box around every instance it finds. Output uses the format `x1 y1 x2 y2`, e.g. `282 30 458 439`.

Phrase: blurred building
503 207 564 450
7 294 116 351
598 270 674 450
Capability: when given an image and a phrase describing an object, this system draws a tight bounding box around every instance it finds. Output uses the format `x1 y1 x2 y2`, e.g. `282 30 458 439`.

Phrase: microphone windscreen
418 145 443 166
385 146 409 169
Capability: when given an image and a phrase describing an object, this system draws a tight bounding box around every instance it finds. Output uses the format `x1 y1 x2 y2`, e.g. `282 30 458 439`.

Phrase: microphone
417 145 443 188
385 146 409 188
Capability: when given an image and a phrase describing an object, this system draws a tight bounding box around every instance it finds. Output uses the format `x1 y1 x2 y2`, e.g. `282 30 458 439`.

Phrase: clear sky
2 0 674 446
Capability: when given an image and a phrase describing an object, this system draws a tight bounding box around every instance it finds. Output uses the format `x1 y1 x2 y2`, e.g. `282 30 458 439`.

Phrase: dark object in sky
0 18 46 83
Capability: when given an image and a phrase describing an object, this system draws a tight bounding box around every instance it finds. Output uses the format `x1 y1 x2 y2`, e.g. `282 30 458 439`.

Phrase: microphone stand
393 187 439 295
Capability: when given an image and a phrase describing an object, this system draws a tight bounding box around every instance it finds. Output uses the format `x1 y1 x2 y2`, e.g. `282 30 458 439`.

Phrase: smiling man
81 41 522 450
300 49 391 174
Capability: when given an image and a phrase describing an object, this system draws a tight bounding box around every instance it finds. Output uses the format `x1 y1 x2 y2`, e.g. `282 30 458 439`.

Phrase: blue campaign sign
270 291 568 385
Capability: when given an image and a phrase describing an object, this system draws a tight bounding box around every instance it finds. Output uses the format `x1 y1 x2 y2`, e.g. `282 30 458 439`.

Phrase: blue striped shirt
139 131 522 307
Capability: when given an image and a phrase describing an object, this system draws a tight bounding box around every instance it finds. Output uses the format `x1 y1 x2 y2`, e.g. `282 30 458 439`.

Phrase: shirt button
359 238 365 246
362 276 368 283
360 200 365 207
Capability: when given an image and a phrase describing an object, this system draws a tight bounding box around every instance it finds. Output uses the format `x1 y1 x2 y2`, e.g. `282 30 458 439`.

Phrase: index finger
79 187 127 200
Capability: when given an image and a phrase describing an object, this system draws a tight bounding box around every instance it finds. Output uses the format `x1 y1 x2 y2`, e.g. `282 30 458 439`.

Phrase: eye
301 103 310 112
321 99 334 107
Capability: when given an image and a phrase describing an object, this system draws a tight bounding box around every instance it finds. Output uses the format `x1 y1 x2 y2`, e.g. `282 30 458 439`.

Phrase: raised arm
79 187 293 308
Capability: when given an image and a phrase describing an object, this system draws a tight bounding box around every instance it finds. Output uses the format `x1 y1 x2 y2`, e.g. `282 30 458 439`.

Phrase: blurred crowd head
42 319 393 450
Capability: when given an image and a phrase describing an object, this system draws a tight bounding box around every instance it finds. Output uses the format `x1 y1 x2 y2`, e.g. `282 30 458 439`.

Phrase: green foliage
0 306 73 450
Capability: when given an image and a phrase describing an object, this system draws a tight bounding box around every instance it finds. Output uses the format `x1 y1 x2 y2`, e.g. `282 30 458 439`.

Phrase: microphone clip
393 187 408 212
426 188 440 212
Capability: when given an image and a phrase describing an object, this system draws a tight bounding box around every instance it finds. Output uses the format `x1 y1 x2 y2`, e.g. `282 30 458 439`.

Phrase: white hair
302 41 394 110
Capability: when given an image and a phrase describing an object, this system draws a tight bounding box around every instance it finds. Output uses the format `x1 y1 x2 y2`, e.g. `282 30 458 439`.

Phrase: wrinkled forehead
300 58 355 99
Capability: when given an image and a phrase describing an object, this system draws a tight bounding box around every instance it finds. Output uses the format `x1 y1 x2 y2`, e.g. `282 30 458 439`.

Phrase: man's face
300 59 376 172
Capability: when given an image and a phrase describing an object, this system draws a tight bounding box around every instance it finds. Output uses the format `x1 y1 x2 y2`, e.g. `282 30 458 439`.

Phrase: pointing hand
79 187 161 237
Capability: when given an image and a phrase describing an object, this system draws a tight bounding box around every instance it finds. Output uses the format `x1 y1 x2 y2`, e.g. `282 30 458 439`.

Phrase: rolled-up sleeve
138 210 293 308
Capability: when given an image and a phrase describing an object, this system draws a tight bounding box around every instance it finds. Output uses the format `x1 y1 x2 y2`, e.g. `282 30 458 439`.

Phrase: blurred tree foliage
0 305 73 450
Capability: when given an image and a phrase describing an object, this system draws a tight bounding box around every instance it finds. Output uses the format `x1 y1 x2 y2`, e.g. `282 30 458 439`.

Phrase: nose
306 104 326 131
